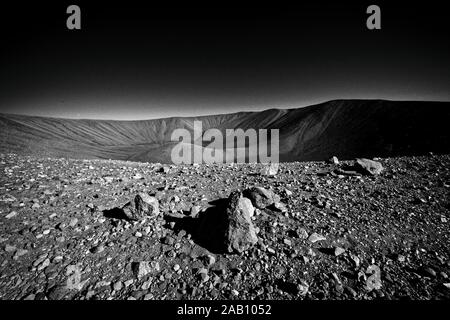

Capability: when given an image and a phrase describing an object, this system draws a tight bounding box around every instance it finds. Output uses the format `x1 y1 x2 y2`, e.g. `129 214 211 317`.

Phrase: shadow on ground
103 207 130 221
164 198 231 254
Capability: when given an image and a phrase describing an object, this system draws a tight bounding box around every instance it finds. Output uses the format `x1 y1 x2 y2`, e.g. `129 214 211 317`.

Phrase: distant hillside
1 99 449 163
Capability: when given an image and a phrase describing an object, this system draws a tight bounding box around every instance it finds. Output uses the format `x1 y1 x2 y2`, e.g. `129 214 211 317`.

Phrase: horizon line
1 98 449 122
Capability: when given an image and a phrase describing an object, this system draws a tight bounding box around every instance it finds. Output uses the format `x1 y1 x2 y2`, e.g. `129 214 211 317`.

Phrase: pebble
143 293 154 300
5 244 16 253
334 247 345 256
423 267 436 278
90 244 104 254
37 258 50 271
69 218 78 227
365 265 382 291
308 233 326 243
113 281 123 291
14 249 28 259
297 228 309 239
124 279 134 287
5 211 18 219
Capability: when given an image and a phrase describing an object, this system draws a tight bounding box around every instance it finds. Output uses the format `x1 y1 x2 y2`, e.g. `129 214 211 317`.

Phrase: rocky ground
0 153 449 300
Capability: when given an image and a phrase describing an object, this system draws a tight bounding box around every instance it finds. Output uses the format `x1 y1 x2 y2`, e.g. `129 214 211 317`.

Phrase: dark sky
0 1 449 120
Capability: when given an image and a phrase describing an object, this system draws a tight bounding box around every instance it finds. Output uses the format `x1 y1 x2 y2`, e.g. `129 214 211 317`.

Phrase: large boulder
122 193 159 220
355 158 384 175
224 191 258 253
243 187 280 209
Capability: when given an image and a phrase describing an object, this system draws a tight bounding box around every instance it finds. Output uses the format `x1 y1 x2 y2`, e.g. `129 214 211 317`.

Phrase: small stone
272 202 288 213
173 264 180 272
350 253 360 268
66 264 85 291
143 293 154 300
52 256 63 263
422 267 437 278
160 166 170 174
297 228 309 239
355 158 383 175
231 289 239 297
365 265 382 291
132 261 160 279
328 156 339 164
204 254 216 266
190 205 201 217
124 279 134 287
5 211 18 219
334 247 345 256
14 249 28 259
308 233 326 243
163 236 175 246
283 239 292 246
243 187 280 209
37 258 50 271
297 279 309 296
135 231 142 238
122 193 160 221
5 244 16 253
90 244 104 254
113 281 123 291
104 176 114 183
69 218 78 227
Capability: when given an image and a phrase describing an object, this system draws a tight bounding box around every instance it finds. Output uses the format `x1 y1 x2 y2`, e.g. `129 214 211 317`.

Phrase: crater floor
0 153 449 300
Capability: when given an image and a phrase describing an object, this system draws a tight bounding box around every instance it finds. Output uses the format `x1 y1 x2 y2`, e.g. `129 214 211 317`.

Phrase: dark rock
122 193 159 220
243 187 280 209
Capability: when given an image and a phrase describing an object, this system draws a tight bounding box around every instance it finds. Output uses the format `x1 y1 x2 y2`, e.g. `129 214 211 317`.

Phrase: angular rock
224 191 258 253
243 187 280 209
365 264 382 291
5 211 18 219
308 233 326 243
271 201 288 213
66 264 85 291
190 205 201 218
131 261 160 279
297 228 309 240
334 247 345 256
122 193 159 220
328 156 339 164
355 158 383 175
